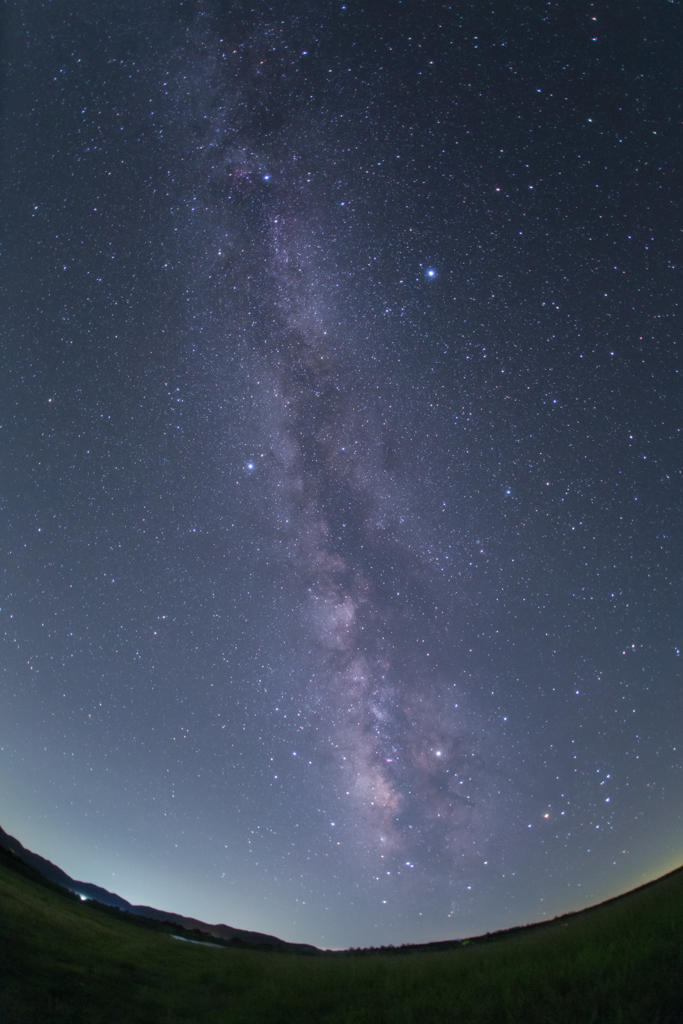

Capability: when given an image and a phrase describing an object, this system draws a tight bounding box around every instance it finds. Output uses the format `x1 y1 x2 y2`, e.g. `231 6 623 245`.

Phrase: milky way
2 1 682 948
177 23 519 888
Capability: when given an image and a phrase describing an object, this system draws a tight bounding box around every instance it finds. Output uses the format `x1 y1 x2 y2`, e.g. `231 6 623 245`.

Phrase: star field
1 0 681 949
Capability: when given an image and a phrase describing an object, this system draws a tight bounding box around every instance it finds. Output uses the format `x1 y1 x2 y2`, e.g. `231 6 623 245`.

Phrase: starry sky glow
1 0 682 949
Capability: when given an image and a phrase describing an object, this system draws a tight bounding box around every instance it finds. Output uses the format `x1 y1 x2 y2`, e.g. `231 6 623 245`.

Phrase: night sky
1 0 682 950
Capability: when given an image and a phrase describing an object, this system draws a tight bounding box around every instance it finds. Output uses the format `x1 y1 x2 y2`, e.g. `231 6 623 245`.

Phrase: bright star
426 268 437 278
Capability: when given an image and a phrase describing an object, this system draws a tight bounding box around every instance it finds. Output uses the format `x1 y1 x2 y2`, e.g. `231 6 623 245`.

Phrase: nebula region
1 1 682 949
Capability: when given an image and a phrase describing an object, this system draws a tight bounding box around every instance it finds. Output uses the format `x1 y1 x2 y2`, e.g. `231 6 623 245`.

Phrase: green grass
2 853 683 1023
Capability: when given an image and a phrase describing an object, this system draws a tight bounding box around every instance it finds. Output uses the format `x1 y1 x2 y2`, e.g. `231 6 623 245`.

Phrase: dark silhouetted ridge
0 824 318 953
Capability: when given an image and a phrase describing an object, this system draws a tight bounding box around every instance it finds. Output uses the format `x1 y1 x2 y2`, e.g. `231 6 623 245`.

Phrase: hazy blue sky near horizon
1 0 682 949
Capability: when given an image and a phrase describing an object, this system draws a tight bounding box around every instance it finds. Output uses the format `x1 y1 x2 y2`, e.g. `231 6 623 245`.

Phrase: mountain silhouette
0 824 317 952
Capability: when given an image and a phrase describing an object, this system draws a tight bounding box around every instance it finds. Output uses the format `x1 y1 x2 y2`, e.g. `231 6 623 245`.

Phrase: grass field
1 851 683 1023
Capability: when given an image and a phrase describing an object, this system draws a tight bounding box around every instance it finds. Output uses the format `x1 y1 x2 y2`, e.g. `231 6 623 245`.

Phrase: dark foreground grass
2 858 683 1023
